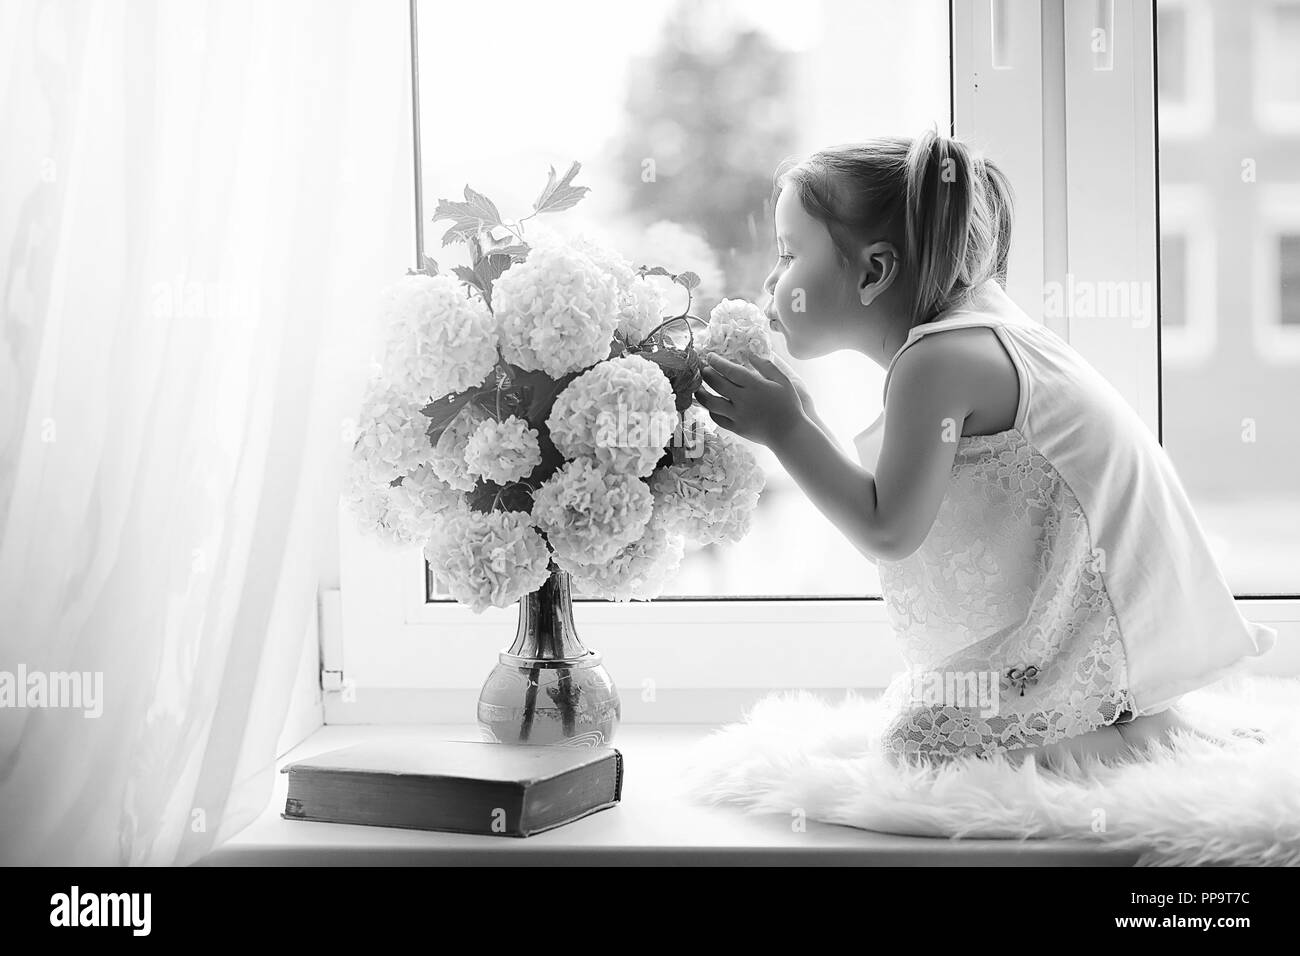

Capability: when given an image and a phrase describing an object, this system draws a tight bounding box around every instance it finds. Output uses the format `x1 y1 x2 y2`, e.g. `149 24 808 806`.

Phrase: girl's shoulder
881 283 1030 436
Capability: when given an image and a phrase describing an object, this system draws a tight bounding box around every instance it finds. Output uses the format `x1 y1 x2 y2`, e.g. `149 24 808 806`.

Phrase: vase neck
506 570 589 663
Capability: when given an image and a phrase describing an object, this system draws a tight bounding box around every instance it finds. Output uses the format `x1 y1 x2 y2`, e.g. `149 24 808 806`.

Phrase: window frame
1155 0 1215 139
1252 184 1300 363
334 505 903 698
1253 0 1300 134
1157 184 1217 366
327 0 1296 722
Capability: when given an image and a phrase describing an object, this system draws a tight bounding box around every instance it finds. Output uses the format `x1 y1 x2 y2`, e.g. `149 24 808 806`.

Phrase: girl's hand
767 351 817 417
695 353 806 448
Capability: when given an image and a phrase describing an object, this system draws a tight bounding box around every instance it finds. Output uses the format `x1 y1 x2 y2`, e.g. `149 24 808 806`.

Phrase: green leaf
533 161 589 215
523 430 566 486
448 255 513 309
421 367 502 443
675 271 700 291
462 185 502 225
474 253 514 307
473 380 527 421
452 265 482 290
637 265 672 278
463 365 578 427
467 480 534 515
490 242 530 261
501 366 580 426
641 346 702 412
421 390 477 446
421 254 440 276
467 232 485 263
433 185 504 247
438 218 482 247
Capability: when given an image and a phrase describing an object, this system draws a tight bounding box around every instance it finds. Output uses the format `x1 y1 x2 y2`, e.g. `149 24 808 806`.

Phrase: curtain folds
0 0 411 864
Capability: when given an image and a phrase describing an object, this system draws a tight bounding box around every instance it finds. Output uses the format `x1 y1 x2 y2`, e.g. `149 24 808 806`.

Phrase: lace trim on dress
875 428 1138 761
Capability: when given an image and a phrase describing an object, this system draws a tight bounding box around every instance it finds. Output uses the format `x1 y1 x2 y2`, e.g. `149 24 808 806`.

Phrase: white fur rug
679 674 1300 866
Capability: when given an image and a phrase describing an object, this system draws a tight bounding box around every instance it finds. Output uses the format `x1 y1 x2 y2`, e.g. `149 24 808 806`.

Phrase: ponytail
775 128 1014 329
982 157 1015 285
903 127 1014 324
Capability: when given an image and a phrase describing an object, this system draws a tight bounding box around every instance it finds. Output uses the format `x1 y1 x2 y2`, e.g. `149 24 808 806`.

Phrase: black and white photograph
1 0 1297 923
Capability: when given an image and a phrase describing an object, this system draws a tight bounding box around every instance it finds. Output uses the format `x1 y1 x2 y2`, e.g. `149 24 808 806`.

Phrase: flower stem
638 312 705 349
520 664 540 742
556 667 576 736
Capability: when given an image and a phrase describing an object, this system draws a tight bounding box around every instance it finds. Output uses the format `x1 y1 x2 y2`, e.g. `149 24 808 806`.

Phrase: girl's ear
857 240 901 308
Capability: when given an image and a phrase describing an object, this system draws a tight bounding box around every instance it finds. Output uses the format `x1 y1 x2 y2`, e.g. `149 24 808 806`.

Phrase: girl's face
761 185 863 359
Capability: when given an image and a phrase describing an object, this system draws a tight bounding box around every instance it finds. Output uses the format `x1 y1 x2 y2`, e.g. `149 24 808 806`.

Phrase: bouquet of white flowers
347 162 770 611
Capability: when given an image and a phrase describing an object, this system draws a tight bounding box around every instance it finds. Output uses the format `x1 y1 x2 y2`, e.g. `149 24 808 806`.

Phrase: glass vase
476 569 620 747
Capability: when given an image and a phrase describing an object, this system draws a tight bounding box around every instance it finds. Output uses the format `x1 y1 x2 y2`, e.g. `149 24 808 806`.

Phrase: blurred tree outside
607 0 806 594
615 0 796 305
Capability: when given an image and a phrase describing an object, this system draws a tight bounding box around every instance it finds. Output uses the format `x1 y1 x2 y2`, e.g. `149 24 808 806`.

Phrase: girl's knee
1003 724 1131 771
1116 707 1225 750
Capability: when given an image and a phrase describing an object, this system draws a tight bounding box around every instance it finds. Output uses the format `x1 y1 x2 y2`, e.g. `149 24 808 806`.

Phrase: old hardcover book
280 739 623 837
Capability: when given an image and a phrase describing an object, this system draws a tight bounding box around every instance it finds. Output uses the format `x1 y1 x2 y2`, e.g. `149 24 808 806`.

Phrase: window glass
1280 234 1300 324
417 0 949 599
1160 233 1188 328
1157 0 1300 595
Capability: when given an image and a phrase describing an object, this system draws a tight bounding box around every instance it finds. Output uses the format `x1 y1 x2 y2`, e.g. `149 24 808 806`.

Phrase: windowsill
198 723 1140 866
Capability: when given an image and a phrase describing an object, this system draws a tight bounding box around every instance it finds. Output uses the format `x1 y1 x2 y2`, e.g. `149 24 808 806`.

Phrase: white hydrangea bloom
342 464 408 547
429 403 490 492
425 509 553 613
491 235 620 378
621 277 669 343
351 376 438 486
698 297 772 364
379 273 499 401
547 355 678 478
463 415 542 485
343 461 466 548
567 231 636 288
567 232 668 342
532 457 654 565
390 465 468 537
559 509 684 602
650 409 766 545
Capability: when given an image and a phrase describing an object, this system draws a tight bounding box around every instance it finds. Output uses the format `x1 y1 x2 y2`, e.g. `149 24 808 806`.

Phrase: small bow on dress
1006 665 1040 697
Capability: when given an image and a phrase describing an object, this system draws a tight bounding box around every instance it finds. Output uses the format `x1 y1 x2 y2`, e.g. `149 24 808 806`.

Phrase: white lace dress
855 281 1278 762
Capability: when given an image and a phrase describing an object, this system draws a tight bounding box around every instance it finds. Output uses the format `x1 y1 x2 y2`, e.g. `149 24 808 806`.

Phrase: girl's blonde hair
772 128 1014 327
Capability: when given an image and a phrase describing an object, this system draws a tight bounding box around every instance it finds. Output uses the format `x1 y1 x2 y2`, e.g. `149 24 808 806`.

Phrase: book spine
516 751 623 837
282 772 529 837
500 787 529 837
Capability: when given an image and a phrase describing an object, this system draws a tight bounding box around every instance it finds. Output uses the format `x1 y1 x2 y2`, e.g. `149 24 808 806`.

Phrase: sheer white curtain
0 0 411 864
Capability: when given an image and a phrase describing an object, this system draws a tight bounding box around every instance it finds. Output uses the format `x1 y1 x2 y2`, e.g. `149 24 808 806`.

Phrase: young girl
695 129 1278 770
